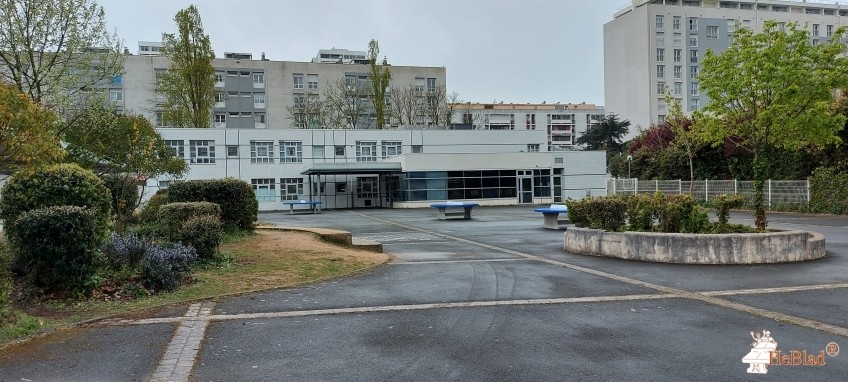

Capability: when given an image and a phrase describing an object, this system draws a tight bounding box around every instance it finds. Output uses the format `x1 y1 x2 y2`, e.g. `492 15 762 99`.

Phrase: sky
99 0 628 106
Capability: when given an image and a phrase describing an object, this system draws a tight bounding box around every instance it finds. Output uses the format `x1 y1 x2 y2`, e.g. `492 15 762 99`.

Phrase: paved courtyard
1 206 846 381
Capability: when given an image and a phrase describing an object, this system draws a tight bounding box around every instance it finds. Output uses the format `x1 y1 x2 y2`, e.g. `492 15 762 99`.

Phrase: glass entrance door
518 175 533 204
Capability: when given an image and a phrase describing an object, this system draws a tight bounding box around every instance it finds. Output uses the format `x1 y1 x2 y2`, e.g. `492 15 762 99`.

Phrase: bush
12 206 105 294
102 174 139 220
626 194 656 231
139 190 169 223
101 233 151 269
682 205 711 233
168 178 257 231
157 202 221 240
582 196 628 232
564 198 588 227
654 194 699 233
714 194 745 233
176 215 224 261
809 167 848 214
0 238 12 320
140 243 197 292
0 164 111 245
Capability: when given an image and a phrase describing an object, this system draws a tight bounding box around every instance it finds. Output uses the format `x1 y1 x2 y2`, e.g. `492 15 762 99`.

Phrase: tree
62 102 188 231
0 82 63 175
368 39 391 129
664 92 703 192
423 84 450 126
575 113 630 152
697 21 848 229
324 77 370 129
0 0 124 113
286 91 329 129
159 5 216 128
389 84 418 126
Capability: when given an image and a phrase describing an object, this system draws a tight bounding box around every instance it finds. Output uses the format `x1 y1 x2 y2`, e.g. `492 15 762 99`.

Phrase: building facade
449 102 606 151
604 0 848 132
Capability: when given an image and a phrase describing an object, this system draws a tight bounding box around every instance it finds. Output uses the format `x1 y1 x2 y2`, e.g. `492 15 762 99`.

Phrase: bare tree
422 84 449 126
389 84 417 126
323 77 370 129
445 91 461 128
456 101 486 129
286 91 330 129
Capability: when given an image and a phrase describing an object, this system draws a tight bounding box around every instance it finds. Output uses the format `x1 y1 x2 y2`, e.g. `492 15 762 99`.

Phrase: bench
430 202 480 220
282 200 322 215
534 204 569 229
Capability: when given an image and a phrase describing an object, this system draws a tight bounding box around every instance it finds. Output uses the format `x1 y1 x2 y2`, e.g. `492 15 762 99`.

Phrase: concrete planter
564 227 825 264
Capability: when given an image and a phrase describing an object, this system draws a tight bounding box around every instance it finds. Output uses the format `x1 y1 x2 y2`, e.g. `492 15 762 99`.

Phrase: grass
0 229 388 346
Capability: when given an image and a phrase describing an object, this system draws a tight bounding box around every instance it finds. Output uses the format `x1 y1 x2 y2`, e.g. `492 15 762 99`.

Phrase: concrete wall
564 227 825 264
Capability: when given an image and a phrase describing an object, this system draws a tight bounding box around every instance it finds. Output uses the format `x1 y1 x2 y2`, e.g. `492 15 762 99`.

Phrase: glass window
690 50 698 63
250 141 274 164
656 15 664 29
706 26 718 40
673 16 681 30
688 18 698 31
690 82 699 96
253 73 264 84
164 140 184 158
293 74 303 89
381 141 402 158
189 140 215 164
673 49 681 63
307 74 318 90
356 141 377 162
335 145 345 156
657 48 664 62
252 179 276 202
227 145 238 157
253 93 265 107
312 145 324 158
674 65 682 79
657 65 665 79
280 141 303 163
280 178 304 201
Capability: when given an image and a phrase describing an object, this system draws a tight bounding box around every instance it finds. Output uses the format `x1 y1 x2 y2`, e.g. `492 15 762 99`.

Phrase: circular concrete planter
563 227 825 264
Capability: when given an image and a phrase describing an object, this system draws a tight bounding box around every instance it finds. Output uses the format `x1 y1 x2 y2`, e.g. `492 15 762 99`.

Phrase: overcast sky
100 0 627 106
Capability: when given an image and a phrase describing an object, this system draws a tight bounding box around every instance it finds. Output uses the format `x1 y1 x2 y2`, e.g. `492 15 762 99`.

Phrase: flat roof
300 162 403 175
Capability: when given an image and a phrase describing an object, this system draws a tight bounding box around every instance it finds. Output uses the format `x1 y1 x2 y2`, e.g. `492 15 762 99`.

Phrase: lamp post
627 155 632 179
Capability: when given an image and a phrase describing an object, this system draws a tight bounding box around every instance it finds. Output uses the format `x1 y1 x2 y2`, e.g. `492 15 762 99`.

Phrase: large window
190 140 215 164
253 93 265 108
656 15 664 29
280 178 304 201
252 179 276 202
357 177 378 199
706 26 719 39
656 48 664 62
381 141 402 158
657 65 665 79
293 74 303 89
165 140 184 158
280 141 303 163
400 170 522 202
356 141 377 162
250 141 274 164
253 72 264 86
307 74 318 90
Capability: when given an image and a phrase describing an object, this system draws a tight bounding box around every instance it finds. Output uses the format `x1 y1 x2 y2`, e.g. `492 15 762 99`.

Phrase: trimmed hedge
13 206 104 293
102 174 139 219
167 178 257 231
176 215 224 260
0 164 111 244
157 201 221 238
809 167 848 214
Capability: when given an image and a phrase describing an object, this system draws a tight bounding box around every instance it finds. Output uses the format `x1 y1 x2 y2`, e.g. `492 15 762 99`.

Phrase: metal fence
607 179 810 206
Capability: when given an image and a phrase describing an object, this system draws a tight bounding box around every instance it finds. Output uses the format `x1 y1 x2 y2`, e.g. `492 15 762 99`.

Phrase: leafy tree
575 113 630 153
664 93 703 192
159 5 215 128
62 102 188 231
0 82 63 174
0 0 124 113
697 21 848 229
368 39 391 129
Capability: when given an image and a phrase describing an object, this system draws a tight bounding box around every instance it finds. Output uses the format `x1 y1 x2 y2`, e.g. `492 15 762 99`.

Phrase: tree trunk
752 150 768 230
688 149 695 194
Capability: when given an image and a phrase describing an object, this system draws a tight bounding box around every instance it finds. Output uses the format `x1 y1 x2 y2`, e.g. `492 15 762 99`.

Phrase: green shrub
0 238 12 320
102 174 139 220
809 167 848 214
682 205 711 233
583 196 628 232
12 206 105 294
157 202 221 240
167 178 257 231
714 194 745 233
139 190 169 223
654 194 698 233
626 194 656 231
564 198 588 227
176 215 224 260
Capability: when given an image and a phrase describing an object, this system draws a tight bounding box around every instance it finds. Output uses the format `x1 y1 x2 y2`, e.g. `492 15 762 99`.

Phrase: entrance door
518 175 533 204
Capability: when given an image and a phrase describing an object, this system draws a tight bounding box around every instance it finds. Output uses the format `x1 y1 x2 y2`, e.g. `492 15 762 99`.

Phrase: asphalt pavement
1 206 846 381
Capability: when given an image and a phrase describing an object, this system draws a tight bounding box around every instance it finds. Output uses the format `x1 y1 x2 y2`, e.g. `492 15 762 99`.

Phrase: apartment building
604 0 848 132
450 102 606 150
115 44 446 130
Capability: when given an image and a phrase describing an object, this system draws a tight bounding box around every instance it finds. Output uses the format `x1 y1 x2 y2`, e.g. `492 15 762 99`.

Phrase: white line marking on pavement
702 282 848 296
349 211 848 338
391 258 531 265
149 301 215 382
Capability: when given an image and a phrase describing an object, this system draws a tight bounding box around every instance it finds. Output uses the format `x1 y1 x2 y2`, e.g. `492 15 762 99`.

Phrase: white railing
607 179 810 206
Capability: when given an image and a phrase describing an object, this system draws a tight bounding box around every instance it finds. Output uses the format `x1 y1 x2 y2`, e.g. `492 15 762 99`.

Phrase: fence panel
607 178 810 205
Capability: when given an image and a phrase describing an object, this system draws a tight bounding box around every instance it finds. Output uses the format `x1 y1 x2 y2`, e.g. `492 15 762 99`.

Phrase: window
655 32 665 46
293 74 304 90
335 145 345 156
156 111 166 127
214 113 226 126
254 113 266 126
307 74 318 90
356 141 377 162
690 82 699 96
313 145 324 158
240 92 251 98
357 177 378 199
689 98 700 111
657 65 665 79
381 141 402 158
657 82 666 95
215 92 226 103
280 141 303 163
674 65 682 79
414 78 425 92
742 19 751 30
674 82 682 96
527 144 540 152
252 179 276 202
426 78 436 92
706 26 718 40
673 33 682 47
336 182 347 193
189 140 215 164
656 15 664 29
253 73 264 85
280 178 304 201
657 48 665 62
673 16 681 30
658 115 666 124
673 49 681 63
690 50 698 63
109 90 123 103
689 35 698 47
688 18 698 31
813 24 820 37
827 25 834 37
690 65 699 79
227 70 238 77
253 93 265 107
111 75 122 84
227 145 238 157
412 145 423 154
215 72 224 83
250 141 274 164
165 140 184 158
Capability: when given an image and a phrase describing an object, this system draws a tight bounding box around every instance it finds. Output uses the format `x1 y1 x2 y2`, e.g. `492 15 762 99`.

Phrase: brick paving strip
148 301 215 382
